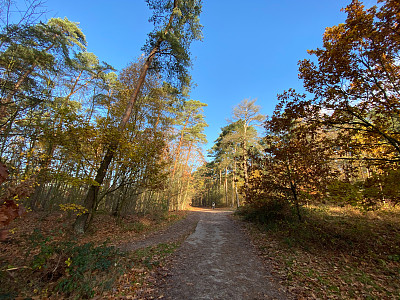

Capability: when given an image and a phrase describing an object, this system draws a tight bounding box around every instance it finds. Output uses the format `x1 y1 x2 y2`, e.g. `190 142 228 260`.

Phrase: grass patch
241 204 400 299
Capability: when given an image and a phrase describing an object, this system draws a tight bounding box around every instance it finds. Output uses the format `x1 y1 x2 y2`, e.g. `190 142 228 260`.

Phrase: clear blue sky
31 0 376 151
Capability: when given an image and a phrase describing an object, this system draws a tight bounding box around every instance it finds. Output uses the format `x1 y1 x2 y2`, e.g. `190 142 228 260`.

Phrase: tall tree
167 99 207 210
74 0 203 233
230 98 265 200
172 99 207 175
261 90 336 220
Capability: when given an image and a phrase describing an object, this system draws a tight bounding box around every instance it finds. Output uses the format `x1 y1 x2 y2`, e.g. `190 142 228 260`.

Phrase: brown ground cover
242 205 400 299
3 205 398 299
0 210 188 298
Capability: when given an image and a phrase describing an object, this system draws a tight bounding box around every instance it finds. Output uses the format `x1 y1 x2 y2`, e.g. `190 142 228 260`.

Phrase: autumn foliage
234 0 400 222
0 0 205 237
0 163 33 240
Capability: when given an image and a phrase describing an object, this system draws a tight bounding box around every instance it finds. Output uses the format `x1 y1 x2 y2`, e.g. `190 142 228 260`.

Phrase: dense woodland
1 0 400 298
199 0 400 221
2 0 398 232
0 0 207 234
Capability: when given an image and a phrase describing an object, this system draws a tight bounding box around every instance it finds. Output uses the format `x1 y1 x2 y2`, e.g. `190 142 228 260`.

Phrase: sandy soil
140 208 290 300
119 211 200 252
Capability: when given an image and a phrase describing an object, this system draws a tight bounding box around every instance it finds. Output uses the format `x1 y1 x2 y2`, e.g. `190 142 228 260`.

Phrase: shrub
326 180 363 206
236 197 293 224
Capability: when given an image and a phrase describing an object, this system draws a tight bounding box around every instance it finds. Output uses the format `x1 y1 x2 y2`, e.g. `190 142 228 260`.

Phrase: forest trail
152 209 289 300
120 210 200 252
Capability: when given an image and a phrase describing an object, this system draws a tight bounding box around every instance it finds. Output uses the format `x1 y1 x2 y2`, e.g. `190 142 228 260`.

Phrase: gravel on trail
144 209 290 300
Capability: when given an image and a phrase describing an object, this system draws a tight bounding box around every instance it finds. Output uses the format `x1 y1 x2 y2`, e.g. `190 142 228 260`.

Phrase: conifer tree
74 0 203 233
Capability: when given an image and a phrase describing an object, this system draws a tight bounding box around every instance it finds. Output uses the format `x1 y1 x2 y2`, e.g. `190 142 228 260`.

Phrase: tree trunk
286 161 301 222
242 126 249 200
231 173 234 207
74 144 115 233
30 140 56 210
234 160 239 208
219 169 222 193
73 1 181 233
172 115 190 177
224 167 228 207
290 181 302 222
182 177 191 209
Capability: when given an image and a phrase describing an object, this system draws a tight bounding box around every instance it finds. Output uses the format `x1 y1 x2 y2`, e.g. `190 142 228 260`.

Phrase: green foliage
207 190 224 206
56 242 119 297
196 99 265 209
29 230 56 271
326 168 400 209
144 0 203 89
46 17 86 51
327 180 363 206
27 229 124 298
0 17 87 112
361 170 400 206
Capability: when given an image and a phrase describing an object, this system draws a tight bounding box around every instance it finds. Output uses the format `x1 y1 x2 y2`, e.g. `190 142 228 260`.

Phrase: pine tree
74 0 203 233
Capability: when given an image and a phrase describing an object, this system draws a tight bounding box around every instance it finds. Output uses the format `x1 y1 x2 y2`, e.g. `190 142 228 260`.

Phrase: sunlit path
155 209 289 300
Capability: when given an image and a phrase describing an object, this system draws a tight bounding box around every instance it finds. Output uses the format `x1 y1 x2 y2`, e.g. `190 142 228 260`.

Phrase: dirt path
119 211 200 252
151 209 290 300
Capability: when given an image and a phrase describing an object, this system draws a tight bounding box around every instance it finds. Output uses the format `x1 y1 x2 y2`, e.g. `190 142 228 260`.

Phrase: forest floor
0 209 190 298
243 205 400 299
0 207 290 299
2 205 399 299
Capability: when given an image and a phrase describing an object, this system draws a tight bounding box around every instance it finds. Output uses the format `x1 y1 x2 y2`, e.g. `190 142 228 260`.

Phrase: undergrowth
0 210 186 299
239 203 400 299
1 228 126 299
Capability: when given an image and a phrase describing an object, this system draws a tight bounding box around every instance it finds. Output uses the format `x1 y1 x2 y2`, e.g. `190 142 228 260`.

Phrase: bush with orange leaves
0 162 35 240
